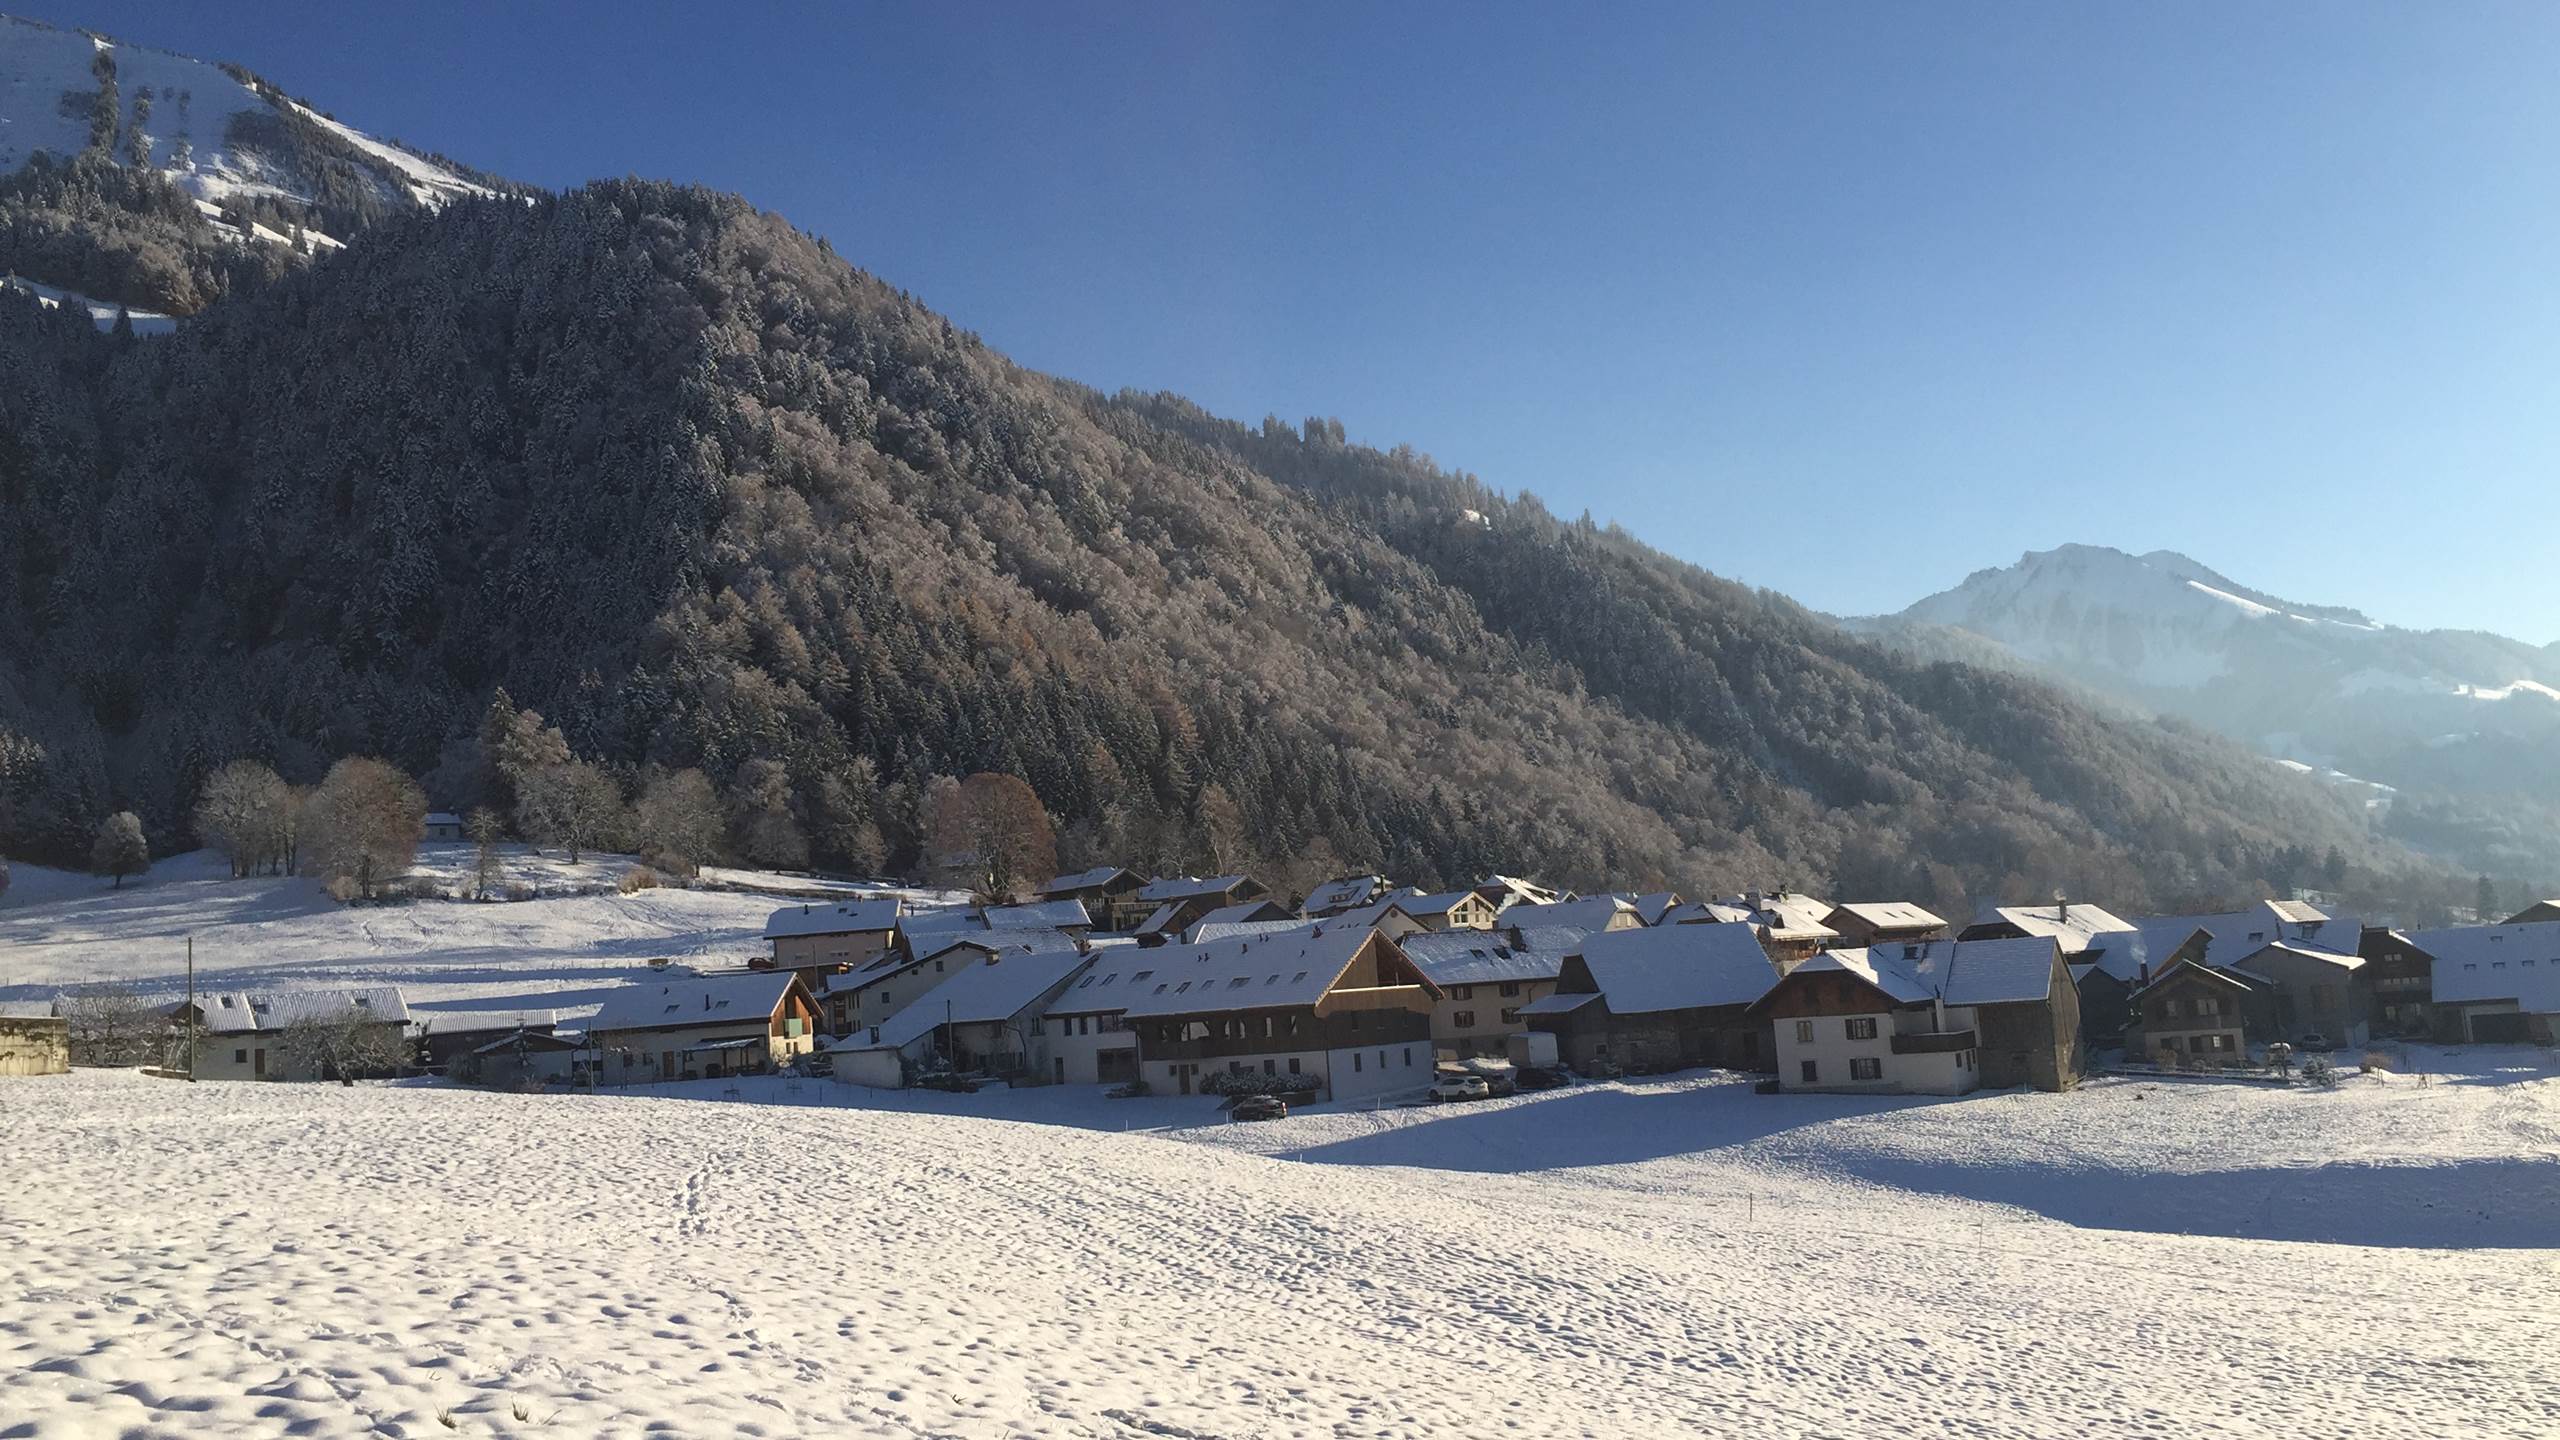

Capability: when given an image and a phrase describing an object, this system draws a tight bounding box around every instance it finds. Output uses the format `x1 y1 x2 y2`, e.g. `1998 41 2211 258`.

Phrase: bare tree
518 760 627 864
307 757 426 901
1197 783 1249 874
91 811 149 888
634 766 723 876
194 759 292 876
58 984 161 1066
274 1005 410 1082
926 772 1058 901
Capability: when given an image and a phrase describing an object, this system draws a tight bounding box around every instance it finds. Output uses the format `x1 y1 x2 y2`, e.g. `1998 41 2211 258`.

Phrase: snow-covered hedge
1201 1069 1321 1097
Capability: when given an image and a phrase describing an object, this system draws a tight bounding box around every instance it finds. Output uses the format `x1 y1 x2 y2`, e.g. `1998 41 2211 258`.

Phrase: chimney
2138 961 2150 987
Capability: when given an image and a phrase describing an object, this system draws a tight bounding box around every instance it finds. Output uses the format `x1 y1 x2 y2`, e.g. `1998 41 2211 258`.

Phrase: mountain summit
1872 544 2560 877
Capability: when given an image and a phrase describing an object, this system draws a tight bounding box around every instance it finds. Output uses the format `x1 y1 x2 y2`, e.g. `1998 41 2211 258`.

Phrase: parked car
1106 1080 1152 1099
1514 1066 1567 1092
1428 1074 1491 1103
1230 1094 1289 1122
2296 1032 2333 1052
795 1052 834 1078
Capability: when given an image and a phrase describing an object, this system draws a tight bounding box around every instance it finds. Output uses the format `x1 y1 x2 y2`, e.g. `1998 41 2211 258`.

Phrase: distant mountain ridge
1859 544 2560 881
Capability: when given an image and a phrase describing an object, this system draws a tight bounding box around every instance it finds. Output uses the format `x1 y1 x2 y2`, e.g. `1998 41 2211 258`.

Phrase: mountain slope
1862 544 2560 881
0 12 521 317
0 28 2457 915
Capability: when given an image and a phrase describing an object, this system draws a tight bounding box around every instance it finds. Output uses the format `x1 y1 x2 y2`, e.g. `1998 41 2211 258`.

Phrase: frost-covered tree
467 806 504 899
90 811 148 888
634 767 723 876
193 759 292 877
517 760 625 865
306 757 425 901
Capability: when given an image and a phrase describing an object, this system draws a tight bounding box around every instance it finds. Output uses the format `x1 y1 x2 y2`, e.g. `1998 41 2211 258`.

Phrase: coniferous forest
0 181 2454 913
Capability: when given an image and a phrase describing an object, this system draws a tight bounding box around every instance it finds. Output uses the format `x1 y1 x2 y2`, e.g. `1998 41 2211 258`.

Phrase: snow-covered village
5 792 2560 1437
10 5 2560 1438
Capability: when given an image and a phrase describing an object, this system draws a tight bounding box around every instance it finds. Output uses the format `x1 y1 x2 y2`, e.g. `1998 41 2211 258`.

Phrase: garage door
2469 1012 2533 1044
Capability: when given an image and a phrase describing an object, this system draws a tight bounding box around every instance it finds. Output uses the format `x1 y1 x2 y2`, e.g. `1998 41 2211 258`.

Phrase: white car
1428 1074 1490 1103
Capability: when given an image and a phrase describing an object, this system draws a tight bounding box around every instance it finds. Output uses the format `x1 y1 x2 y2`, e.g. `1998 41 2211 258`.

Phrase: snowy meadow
3 1061 2557 1439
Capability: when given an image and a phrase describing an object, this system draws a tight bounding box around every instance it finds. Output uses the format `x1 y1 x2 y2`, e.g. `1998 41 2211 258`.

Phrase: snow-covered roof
467 1028 579 1056
2129 958 2258 999
1188 919 1310 945
982 899 1092 930
1722 892 1838 941
1970 902 2138 954
764 900 902 940
190 986 412 1034
897 907 985 938
1517 991 1599 1016
2246 939 2367 974
1570 923 1779 1012
1501 897 1636 932
845 950 1093 1053
1137 874 1253 903
1318 893 1426 932
1190 900 1286 930
1476 874 1567 908
424 811 463 826
587 973 801 1034
2406 924 2560 1011
1134 901 1185 934
0 1000 59 1020
1398 890 1481 918
1400 925 1589 987
1114 924 1383 1019
1303 874 1392 914
2130 903 2359 972
1040 867 1133 895
1625 892 1683 926
1790 936 2062 1008
1829 901 1946 932
1049 953 1170 1015
913 927 1076 962
414 1008 559 1035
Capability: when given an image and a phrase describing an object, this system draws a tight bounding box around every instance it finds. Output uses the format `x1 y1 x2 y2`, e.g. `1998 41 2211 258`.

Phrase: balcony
1890 1029 1977 1055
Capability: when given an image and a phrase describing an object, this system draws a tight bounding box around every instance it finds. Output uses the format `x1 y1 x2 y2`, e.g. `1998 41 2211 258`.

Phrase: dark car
1230 1094 1289 1122
1513 1066 1568 1091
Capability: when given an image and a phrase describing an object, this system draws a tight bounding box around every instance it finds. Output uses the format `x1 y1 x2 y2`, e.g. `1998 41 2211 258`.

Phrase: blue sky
34 2 2560 639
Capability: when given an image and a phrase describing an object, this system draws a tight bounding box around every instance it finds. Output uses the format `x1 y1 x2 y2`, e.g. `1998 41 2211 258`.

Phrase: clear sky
28 2 2560 640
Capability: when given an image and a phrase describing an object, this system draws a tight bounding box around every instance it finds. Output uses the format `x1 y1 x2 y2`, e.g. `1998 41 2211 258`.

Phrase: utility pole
183 934 196 1082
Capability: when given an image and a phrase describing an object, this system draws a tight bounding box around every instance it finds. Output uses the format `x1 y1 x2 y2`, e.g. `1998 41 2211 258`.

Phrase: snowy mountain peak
0 13 518 321
1 14 490 213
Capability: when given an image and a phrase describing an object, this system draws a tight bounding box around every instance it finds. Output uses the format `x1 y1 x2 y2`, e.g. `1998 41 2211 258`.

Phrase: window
1354 1052 1363 1072
1499 982 1521 998
1849 1057 1882 1081
1403 1048 1413 1067
234 1048 247 1064
1799 1060 1818 1083
1794 1020 1814 1044
1263 1059 1276 1075
1845 1017 1877 1041
1229 977 1250 989
1453 985 1475 1000
1175 981 1192 993
934 961 944 972
2164 998 2184 1018
1291 971 1308 984
1131 970 1154 983
1453 1009 1477 1029
1500 1008 1521 1024
1288 1058 1301 1074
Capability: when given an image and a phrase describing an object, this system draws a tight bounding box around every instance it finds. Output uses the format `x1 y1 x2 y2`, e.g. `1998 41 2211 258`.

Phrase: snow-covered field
2 1061 2556 1438
6 852 2559 1435
0 848 958 1021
